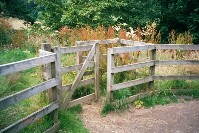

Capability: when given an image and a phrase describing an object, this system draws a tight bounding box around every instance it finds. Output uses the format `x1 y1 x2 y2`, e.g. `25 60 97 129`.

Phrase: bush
0 18 13 46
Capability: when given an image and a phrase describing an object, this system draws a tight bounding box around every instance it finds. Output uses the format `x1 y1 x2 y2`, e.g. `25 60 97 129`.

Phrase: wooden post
54 47 62 107
41 43 59 132
149 48 156 89
76 42 83 80
94 43 100 100
41 43 53 101
107 48 114 103
50 60 59 131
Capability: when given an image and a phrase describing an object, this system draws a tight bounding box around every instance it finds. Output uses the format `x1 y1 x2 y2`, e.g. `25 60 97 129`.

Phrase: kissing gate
1 38 199 132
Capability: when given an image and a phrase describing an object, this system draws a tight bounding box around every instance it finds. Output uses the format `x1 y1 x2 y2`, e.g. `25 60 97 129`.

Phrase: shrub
0 18 13 47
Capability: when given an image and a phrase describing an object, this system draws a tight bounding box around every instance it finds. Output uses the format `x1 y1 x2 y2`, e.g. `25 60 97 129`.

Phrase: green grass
59 105 89 133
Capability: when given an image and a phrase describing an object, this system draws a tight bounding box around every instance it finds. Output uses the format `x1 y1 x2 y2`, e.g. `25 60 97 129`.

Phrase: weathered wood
94 43 100 100
0 54 56 76
1 102 59 133
60 45 93 54
39 49 54 56
112 45 156 54
156 60 199 65
149 49 156 89
119 39 145 46
76 38 119 45
83 70 94 76
62 44 96 108
61 62 94 74
83 54 106 61
156 44 199 50
111 76 153 91
154 75 199 80
50 54 59 128
44 122 60 133
111 92 150 105
62 78 95 91
67 93 95 108
40 43 54 102
107 48 114 103
0 78 57 111
112 61 155 73
54 47 62 106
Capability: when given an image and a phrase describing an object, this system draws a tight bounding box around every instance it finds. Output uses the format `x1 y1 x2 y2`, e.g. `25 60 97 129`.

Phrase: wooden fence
107 42 199 103
0 49 59 133
1 38 198 132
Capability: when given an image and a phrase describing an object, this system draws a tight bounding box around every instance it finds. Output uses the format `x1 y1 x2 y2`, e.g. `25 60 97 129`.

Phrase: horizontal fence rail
111 76 153 91
112 61 155 73
107 43 199 103
60 45 93 54
0 54 56 76
76 38 119 45
0 78 57 111
1 102 59 133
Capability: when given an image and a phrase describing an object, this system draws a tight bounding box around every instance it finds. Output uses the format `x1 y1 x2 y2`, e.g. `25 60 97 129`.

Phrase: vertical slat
149 47 156 89
41 43 53 101
94 43 100 100
107 48 114 103
54 47 62 106
76 42 83 80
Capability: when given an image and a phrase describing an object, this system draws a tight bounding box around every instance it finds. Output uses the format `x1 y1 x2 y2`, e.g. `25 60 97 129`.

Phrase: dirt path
81 100 199 133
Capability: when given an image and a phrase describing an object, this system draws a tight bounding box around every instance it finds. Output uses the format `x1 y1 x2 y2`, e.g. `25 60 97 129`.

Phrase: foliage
159 0 199 43
0 18 13 47
1 0 37 23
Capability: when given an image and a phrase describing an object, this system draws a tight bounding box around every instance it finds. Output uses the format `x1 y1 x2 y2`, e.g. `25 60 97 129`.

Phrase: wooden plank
154 75 199 80
62 78 95 91
0 78 57 111
119 39 145 46
1 102 59 133
112 45 156 54
156 60 199 65
40 43 53 102
76 38 119 45
83 70 94 76
94 43 100 100
44 122 60 133
126 92 150 103
61 62 94 74
107 48 115 103
39 49 54 56
67 93 95 108
156 44 199 50
0 54 56 76
149 49 156 89
60 45 93 54
54 47 63 107
111 76 153 91
112 61 155 73
62 44 96 108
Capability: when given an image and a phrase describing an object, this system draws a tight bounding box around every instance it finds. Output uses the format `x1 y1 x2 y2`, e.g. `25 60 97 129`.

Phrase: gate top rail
110 44 199 54
0 53 56 76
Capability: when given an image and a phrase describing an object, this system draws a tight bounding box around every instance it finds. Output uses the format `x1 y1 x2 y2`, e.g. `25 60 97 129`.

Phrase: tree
1 0 37 23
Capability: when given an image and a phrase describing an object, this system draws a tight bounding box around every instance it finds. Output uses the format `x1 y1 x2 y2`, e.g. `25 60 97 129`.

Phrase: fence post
41 43 53 101
41 43 59 132
94 43 100 100
54 47 62 107
149 47 156 89
107 48 114 103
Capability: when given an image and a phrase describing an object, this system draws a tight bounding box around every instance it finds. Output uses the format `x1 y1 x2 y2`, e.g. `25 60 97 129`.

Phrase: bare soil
81 100 199 133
